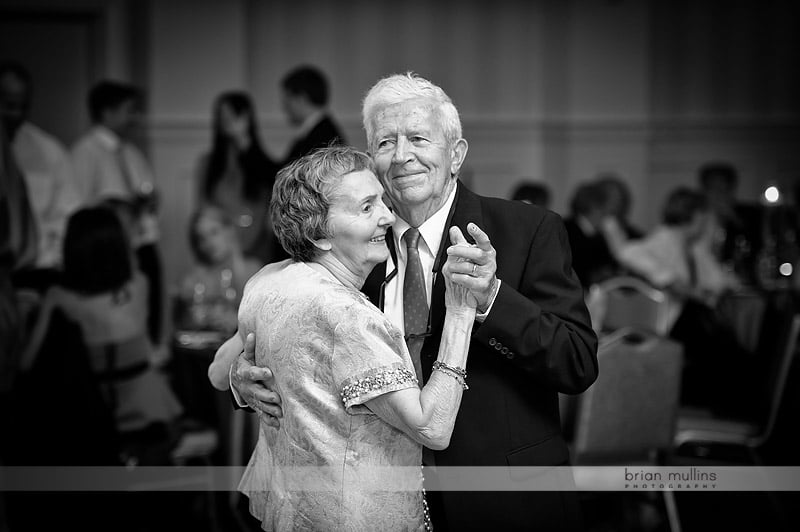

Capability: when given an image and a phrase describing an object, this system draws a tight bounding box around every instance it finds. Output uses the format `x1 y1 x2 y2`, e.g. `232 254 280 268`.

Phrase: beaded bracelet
432 361 469 390
432 361 467 379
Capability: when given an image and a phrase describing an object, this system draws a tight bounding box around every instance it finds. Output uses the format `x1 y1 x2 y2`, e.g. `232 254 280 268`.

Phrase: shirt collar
92 125 121 151
392 183 458 256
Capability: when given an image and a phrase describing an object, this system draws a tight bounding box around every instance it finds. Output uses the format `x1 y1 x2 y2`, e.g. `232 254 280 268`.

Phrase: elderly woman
233 146 475 531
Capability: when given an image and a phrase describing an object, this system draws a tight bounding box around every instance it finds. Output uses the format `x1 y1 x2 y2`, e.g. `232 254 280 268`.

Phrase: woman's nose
379 203 396 226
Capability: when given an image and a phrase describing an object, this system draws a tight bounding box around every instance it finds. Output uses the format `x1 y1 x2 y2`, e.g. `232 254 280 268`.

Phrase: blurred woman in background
197 91 280 265
21 207 182 435
178 204 261 334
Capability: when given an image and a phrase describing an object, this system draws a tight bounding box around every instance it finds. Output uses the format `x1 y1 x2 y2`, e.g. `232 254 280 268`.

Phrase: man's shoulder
310 114 344 142
70 130 102 155
19 123 67 153
469 189 558 232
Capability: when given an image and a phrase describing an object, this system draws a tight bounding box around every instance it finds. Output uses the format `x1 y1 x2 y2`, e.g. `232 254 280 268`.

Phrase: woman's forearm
415 309 474 446
208 331 244 390
366 309 475 450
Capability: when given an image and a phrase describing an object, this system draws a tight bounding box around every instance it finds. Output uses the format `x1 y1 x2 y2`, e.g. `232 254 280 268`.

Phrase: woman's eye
362 203 373 213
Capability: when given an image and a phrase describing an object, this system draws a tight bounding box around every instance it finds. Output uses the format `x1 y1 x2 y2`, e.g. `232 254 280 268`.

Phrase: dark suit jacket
363 183 598 530
284 114 345 165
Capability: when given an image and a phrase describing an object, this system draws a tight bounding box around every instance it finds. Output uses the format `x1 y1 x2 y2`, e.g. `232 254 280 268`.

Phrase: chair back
7 308 120 464
597 276 671 336
759 314 800 445
573 328 683 464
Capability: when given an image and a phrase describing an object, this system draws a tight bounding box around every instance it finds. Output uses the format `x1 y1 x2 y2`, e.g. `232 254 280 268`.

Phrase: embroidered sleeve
340 362 418 409
332 304 418 414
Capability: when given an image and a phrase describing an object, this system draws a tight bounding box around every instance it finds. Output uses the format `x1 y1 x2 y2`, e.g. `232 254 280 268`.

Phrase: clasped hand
442 223 498 312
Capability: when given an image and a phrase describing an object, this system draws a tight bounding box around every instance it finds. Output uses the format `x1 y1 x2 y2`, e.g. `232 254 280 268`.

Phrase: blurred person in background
611 187 746 409
0 61 79 288
595 173 643 239
20 206 182 441
177 205 261 334
71 80 165 345
511 180 551 209
0 105 37 411
280 65 346 164
563 181 622 289
698 162 763 285
197 91 280 265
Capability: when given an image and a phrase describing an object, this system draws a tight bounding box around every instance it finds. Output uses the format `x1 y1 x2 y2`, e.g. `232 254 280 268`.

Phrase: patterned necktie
403 228 428 384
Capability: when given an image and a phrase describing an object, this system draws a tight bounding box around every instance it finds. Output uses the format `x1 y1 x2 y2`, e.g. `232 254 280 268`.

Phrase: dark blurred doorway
0 8 101 145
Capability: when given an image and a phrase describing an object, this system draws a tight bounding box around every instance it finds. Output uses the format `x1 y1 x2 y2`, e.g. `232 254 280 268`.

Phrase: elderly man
214 73 598 530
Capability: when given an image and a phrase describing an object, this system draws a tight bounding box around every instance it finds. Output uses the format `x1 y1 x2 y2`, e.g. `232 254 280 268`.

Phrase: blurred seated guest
511 180 551 209
197 91 280 265
614 188 740 325
564 181 621 288
177 205 261 333
613 187 746 408
20 207 182 434
698 161 763 284
100 196 172 365
595 173 643 239
1 62 79 278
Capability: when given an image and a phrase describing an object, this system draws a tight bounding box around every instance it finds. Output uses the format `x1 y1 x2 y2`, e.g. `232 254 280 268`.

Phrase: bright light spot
764 186 780 203
779 262 793 277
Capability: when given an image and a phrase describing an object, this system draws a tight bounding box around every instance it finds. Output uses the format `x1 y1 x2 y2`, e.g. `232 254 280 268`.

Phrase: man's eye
377 139 394 149
362 203 373 213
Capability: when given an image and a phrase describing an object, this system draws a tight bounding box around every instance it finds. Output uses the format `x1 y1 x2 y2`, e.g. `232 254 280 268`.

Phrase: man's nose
391 137 412 165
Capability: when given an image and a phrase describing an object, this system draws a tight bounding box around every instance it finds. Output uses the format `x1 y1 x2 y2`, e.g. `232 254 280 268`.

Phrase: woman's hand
442 227 479 311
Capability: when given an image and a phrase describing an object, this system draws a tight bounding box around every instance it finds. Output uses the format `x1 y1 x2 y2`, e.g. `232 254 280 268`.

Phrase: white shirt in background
12 122 80 268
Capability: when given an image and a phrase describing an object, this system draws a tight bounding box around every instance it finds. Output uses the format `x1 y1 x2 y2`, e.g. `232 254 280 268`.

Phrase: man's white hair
361 72 463 150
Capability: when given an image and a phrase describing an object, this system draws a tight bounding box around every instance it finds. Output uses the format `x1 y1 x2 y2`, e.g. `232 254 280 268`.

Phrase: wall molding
147 114 800 144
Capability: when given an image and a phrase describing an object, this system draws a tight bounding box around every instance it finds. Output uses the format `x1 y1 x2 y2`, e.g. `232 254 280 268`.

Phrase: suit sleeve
472 211 598 394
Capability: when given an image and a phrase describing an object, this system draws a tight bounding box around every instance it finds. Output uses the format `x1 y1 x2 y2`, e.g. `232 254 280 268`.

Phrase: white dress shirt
13 122 80 268
383 186 458 334
71 125 155 204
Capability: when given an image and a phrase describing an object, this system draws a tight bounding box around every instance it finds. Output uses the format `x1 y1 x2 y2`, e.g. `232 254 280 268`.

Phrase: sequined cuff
340 363 418 408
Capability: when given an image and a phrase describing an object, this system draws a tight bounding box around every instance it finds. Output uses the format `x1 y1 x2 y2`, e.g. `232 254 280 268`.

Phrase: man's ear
450 138 469 176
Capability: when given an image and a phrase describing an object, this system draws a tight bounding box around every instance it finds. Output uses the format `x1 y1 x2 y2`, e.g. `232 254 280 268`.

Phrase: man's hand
445 223 498 313
231 333 283 428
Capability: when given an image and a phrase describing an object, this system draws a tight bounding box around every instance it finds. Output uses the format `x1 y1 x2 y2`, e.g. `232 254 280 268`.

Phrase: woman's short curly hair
271 145 374 262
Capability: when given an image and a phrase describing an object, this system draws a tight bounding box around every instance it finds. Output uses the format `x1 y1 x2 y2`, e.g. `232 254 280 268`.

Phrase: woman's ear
309 237 332 252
